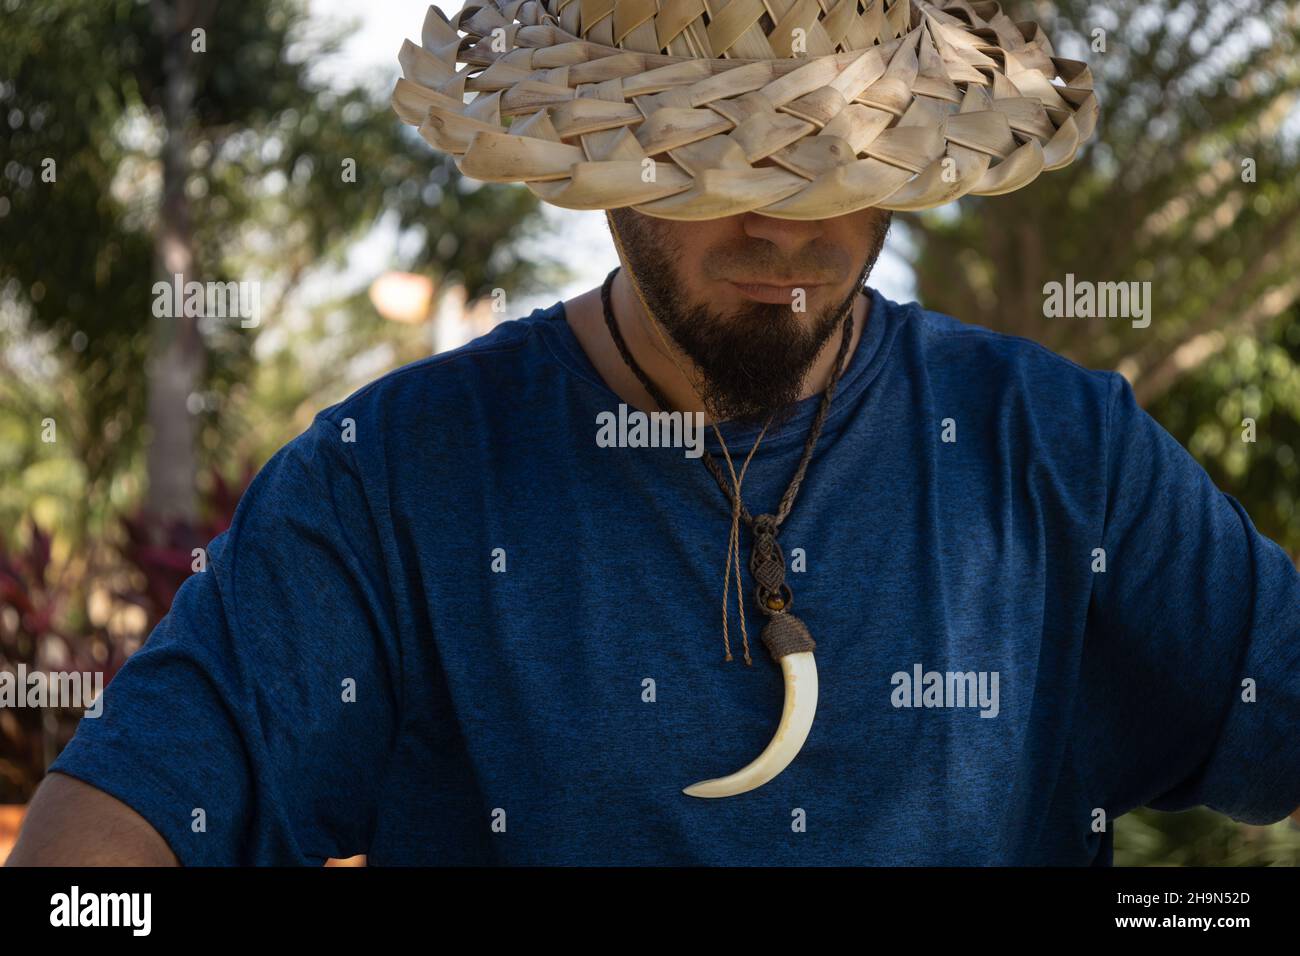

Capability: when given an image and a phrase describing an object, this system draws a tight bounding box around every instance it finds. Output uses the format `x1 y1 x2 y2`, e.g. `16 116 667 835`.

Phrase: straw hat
392 0 1099 220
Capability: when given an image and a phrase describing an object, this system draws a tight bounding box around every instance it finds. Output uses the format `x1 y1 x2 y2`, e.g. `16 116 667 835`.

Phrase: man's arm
17 414 401 865
6 772 178 866
1074 373 1300 826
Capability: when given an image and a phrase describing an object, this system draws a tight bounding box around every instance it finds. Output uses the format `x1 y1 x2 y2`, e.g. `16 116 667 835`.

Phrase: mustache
702 243 853 286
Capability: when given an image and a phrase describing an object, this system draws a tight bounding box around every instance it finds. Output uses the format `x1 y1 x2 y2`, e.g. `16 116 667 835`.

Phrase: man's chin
674 315 844 430
700 385 808 431
739 403 803 432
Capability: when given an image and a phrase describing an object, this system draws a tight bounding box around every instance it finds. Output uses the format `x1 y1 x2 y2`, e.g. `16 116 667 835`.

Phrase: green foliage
0 0 558 532
910 0 1300 394
0 0 156 513
1148 310 1300 552
1116 807 1300 866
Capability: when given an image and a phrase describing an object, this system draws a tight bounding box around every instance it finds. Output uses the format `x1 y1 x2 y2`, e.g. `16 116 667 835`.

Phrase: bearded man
11 0 1300 866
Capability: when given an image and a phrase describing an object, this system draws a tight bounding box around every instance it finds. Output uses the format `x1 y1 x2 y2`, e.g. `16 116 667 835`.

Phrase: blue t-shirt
51 290 1300 865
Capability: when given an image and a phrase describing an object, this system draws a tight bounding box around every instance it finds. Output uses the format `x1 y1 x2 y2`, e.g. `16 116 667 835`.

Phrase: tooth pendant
682 612 818 799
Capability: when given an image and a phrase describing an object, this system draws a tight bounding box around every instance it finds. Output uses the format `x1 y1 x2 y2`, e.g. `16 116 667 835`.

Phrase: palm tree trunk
146 0 205 524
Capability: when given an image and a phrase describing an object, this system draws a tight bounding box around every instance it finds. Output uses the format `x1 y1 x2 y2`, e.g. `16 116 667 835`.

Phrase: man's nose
739 212 825 263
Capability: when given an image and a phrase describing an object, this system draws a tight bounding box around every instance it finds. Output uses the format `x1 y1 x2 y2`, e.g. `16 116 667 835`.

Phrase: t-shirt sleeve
1073 372 1300 825
48 413 403 864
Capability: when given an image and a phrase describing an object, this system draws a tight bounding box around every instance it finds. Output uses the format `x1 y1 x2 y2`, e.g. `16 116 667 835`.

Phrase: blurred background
1 0 1298 865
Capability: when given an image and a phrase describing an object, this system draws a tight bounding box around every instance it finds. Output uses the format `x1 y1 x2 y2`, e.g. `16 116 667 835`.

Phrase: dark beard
607 209 891 429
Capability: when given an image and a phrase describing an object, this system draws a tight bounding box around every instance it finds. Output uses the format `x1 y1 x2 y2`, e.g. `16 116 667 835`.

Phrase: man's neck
562 269 869 424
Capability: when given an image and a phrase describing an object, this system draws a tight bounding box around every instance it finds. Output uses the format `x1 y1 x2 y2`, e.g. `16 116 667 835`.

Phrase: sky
305 0 915 316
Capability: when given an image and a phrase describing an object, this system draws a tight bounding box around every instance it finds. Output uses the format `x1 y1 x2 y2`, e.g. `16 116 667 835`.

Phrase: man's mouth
728 280 827 304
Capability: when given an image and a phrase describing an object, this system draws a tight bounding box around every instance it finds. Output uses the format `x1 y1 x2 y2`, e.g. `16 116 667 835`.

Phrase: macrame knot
749 514 788 614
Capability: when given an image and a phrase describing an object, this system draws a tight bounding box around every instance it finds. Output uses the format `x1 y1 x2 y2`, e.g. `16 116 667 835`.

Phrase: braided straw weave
392 0 1098 220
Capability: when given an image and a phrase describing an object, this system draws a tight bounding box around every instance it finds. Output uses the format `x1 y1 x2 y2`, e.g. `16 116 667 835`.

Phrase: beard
607 208 892 429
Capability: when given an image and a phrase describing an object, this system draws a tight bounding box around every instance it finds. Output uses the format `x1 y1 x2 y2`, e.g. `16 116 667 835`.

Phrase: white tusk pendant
683 613 818 799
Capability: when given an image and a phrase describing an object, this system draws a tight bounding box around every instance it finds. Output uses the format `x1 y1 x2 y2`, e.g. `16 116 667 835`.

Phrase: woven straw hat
392 0 1099 220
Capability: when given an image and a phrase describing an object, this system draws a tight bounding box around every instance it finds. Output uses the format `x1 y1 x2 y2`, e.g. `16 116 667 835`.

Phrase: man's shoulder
895 297 1121 421
319 305 564 427
906 299 1116 389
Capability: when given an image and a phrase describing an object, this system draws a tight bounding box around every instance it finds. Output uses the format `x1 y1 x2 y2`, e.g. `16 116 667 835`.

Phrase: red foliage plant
0 465 253 800
0 517 124 800
117 465 253 631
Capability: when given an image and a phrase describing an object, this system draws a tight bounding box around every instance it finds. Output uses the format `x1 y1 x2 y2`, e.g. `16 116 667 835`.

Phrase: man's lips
728 279 828 304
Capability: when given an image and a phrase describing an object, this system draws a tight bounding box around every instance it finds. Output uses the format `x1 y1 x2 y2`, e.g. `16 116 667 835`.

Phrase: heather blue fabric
51 289 1300 865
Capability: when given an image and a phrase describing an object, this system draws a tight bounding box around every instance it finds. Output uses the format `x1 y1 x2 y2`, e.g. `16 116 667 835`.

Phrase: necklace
598 264 857 665
598 248 861 798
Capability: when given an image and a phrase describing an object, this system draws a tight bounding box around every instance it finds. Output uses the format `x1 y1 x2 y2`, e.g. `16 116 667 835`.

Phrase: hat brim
393 0 1099 220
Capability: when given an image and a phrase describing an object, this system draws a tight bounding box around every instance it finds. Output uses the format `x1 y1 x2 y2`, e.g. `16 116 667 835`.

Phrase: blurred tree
1148 304 1300 553
911 1 1300 406
0 0 556 540
148 0 210 525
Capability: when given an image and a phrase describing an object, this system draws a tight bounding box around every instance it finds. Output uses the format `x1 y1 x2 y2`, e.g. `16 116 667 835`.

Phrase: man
11 0 1300 866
